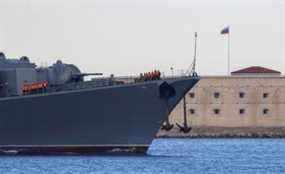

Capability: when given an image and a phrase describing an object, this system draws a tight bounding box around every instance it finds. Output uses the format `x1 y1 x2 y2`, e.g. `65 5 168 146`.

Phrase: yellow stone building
170 66 285 128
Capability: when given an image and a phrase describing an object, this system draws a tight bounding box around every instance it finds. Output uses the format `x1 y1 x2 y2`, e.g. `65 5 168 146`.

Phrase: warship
0 52 199 155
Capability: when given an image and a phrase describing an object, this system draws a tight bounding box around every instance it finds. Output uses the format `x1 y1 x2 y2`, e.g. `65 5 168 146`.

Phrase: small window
189 92 195 98
189 109 195 114
263 93 269 98
239 109 245 115
213 109 220 115
263 108 269 115
239 92 245 98
214 92 220 98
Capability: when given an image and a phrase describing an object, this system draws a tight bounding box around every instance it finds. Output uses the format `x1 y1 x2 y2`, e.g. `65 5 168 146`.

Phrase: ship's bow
167 76 200 112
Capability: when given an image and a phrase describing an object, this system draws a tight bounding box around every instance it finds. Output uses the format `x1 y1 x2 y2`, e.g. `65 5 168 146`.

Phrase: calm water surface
0 139 285 173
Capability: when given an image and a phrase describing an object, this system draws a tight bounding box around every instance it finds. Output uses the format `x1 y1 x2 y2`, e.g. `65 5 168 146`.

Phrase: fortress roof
231 66 281 75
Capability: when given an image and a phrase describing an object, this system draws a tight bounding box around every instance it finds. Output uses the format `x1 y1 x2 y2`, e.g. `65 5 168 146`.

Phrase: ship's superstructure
0 53 199 154
0 53 120 98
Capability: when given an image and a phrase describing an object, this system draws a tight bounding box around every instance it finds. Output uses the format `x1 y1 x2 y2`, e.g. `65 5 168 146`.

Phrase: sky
0 0 284 76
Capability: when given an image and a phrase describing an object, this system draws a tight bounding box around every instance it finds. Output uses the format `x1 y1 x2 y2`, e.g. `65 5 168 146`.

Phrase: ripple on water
0 139 285 174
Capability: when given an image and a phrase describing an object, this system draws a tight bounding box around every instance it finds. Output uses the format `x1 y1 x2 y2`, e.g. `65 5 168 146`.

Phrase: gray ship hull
0 77 199 154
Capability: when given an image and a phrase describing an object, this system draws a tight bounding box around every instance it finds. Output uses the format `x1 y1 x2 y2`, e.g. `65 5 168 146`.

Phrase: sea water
0 139 285 174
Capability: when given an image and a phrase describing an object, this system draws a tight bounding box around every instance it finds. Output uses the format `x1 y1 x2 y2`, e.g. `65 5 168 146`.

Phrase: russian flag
221 26 229 34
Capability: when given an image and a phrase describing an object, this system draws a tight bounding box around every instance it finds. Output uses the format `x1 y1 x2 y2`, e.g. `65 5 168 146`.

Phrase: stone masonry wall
169 76 285 128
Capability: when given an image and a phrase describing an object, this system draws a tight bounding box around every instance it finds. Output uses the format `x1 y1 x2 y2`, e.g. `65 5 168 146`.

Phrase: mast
191 32 198 76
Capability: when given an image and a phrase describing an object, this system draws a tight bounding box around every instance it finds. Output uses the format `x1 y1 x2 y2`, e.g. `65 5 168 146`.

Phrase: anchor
159 81 175 132
176 96 192 133
161 102 174 131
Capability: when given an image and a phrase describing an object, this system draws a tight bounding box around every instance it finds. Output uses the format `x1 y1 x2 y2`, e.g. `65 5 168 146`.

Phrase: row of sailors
137 70 161 82
22 81 48 94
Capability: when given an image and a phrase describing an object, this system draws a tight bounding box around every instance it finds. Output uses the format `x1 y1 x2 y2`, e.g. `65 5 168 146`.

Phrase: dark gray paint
0 77 199 152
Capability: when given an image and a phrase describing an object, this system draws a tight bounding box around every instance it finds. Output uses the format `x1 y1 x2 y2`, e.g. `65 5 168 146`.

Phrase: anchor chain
176 96 192 133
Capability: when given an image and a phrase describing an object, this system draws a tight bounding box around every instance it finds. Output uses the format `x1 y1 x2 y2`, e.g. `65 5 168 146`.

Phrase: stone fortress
158 66 285 138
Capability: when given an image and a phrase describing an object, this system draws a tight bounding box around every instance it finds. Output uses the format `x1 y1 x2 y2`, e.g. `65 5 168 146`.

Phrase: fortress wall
169 76 285 128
